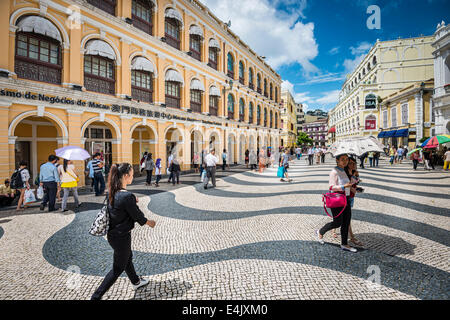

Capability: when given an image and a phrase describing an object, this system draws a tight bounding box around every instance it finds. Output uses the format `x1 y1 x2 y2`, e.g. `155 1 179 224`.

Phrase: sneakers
341 245 357 253
132 277 149 290
316 230 324 245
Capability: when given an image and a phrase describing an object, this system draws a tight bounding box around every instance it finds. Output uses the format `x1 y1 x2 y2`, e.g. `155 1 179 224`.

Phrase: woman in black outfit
91 163 156 300
169 158 181 185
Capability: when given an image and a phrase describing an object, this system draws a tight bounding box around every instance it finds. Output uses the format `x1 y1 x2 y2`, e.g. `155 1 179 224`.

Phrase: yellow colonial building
378 79 434 149
0 0 282 184
328 35 435 142
280 90 297 147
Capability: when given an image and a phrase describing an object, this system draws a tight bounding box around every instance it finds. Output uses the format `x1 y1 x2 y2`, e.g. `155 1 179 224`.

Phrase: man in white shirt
204 149 219 189
307 147 314 165
167 152 174 183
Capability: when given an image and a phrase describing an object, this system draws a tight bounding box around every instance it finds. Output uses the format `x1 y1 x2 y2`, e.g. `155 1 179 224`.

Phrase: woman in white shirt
58 159 80 212
15 160 30 211
316 153 357 253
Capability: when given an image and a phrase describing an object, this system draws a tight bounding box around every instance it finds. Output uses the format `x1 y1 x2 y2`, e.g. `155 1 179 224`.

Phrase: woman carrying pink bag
316 153 358 253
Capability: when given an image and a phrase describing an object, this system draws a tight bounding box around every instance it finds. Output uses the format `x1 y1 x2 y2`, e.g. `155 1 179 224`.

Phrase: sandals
350 237 363 246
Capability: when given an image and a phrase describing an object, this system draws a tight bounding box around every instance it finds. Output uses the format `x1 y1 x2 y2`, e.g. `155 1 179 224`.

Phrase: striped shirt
92 159 103 173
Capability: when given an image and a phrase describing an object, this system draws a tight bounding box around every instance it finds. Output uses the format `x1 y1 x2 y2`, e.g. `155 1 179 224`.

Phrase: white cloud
343 41 372 73
329 47 340 55
314 90 340 105
297 72 346 85
200 0 319 73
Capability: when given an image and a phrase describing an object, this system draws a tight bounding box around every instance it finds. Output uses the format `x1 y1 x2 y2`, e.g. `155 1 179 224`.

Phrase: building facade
328 35 435 142
0 0 282 184
432 21 450 135
280 90 297 147
295 102 304 136
304 118 328 146
378 80 434 149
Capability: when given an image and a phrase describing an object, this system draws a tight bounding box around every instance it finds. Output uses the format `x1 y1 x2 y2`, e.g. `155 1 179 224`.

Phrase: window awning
394 129 409 137
209 86 221 97
384 130 397 138
189 25 203 38
17 16 62 43
131 56 155 73
85 40 116 60
209 38 221 50
165 69 184 84
190 79 205 91
165 8 183 26
377 131 386 138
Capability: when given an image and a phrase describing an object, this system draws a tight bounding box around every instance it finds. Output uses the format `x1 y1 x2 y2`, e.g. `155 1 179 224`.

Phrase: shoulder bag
322 187 347 218
88 196 110 236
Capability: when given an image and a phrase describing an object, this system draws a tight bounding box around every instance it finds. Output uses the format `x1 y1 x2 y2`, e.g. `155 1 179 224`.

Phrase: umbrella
327 136 385 157
407 148 422 157
55 146 91 161
420 135 450 149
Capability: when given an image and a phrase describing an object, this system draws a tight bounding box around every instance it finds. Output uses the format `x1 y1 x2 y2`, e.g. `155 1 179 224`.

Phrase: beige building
280 90 297 147
329 35 435 142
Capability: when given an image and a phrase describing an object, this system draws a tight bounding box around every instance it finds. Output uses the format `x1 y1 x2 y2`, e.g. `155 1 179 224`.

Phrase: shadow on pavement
131 278 193 300
356 233 416 256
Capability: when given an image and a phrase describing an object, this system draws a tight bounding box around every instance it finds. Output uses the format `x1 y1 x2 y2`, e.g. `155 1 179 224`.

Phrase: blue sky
201 0 450 111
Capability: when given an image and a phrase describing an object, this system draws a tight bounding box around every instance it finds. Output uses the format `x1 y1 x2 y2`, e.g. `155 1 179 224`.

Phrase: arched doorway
131 125 156 173
208 131 220 153
165 127 183 168
190 130 203 168
83 122 116 175
13 115 62 182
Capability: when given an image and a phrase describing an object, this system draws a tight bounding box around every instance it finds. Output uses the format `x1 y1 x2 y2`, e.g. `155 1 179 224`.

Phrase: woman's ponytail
107 163 132 206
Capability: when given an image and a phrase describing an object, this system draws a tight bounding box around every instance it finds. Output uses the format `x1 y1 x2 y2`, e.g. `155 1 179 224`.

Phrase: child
154 158 162 187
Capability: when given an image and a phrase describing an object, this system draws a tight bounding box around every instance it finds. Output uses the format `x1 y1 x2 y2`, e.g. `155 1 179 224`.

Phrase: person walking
91 163 156 300
222 149 228 171
39 155 60 212
167 152 174 183
58 159 81 212
280 149 292 182
368 152 375 168
411 150 420 170
169 157 181 185
86 158 95 192
154 158 162 187
258 148 266 173
316 154 357 253
374 152 380 167
54 157 62 203
203 149 219 189
397 146 404 164
140 152 148 174
321 147 326 163
423 149 432 171
308 147 314 166
249 149 257 170
245 149 250 168
389 147 396 165
13 161 30 211
193 152 200 173
144 153 154 186
315 146 321 165
443 148 450 171
91 153 106 196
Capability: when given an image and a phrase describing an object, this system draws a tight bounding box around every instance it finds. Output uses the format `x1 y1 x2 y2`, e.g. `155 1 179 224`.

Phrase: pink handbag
322 187 347 218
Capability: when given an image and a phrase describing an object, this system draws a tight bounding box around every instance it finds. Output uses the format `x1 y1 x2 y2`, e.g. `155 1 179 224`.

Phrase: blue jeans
369 157 373 167
93 172 105 196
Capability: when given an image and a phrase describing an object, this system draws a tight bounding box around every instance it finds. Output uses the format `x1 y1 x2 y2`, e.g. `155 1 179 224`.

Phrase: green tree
297 132 313 146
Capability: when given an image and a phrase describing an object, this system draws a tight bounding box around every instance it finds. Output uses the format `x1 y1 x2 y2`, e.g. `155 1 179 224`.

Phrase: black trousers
319 198 352 246
0 195 14 207
145 170 152 184
172 171 180 184
156 174 161 184
413 159 419 170
308 155 313 165
42 181 57 211
93 172 105 196
222 160 227 170
91 232 140 300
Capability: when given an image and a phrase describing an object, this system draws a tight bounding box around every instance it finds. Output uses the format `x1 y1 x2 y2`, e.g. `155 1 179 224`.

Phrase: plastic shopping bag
36 186 44 200
200 170 206 182
277 166 285 178
24 189 36 205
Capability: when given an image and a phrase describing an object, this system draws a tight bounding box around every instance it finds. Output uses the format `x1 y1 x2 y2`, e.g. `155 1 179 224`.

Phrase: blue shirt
39 162 60 183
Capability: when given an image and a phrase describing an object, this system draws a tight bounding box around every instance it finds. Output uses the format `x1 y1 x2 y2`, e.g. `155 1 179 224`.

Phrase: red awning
328 126 336 133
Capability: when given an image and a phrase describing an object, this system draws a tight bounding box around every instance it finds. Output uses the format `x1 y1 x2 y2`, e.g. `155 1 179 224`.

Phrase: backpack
10 169 24 189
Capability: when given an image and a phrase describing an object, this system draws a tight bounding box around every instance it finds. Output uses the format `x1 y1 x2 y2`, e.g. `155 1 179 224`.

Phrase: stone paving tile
0 158 449 300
